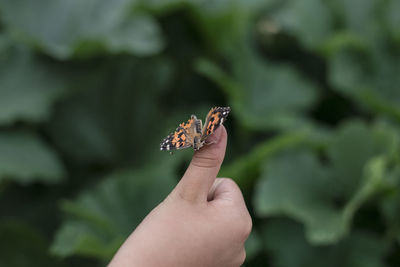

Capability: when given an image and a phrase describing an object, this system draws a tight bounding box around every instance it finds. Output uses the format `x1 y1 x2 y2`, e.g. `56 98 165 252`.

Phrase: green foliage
263 219 388 267
51 161 177 261
0 130 65 184
0 45 67 124
1 0 400 266
0 220 63 267
197 50 319 130
0 0 164 58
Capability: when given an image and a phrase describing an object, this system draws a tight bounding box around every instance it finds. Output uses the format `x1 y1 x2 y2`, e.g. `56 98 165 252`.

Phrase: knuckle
237 248 246 266
219 178 241 194
218 178 253 242
232 209 252 242
221 177 238 188
243 214 253 239
238 213 252 242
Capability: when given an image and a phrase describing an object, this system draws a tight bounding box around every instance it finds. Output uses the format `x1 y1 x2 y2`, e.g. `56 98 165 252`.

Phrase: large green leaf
0 0 164 58
262 219 388 267
321 0 400 120
0 130 65 184
329 46 400 118
197 50 319 131
220 131 311 188
0 46 66 125
254 150 342 243
254 121 393 244
327 22 400 120
233 54 318 130
327 120 398 197
51 160 177 260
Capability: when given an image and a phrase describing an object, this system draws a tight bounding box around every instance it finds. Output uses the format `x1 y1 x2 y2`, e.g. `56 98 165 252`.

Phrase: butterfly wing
160 117 197 151
160 126 192 151
201 106 231 141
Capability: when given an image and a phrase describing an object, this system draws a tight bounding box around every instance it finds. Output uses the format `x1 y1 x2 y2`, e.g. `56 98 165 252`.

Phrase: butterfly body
160 107 230 151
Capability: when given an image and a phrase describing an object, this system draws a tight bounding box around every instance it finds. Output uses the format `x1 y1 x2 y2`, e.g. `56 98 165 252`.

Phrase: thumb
173 125 227 203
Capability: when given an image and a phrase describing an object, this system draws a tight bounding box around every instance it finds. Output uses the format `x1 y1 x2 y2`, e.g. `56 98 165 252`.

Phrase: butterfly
160 107 230 151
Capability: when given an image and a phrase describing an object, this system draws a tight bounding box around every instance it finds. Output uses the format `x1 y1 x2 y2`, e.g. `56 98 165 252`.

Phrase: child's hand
109 126 252 267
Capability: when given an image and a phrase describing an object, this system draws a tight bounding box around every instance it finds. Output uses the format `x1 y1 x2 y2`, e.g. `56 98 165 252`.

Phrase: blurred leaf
366 49 400 117
51 162 177 260
245 230 262 261
329 0 381 42
220 131 310 188
102 14 164 56
379 165 400 241
254 121 391 244
0 0 164 58
188 0 267 55
322 32 367 56
263 218 388 267
137 0 184 12
384 0 400 43
328 47 371 96
328 36 400 120
269 0 333 49
0 130 65 184
325 0 400 120
51 221 123 261
254 150 342 244
0 220 63 267
327 120 398 197
232 54 318 130
0 34 12 53
0 46 66 125
46 56 174 165
197 49 319 131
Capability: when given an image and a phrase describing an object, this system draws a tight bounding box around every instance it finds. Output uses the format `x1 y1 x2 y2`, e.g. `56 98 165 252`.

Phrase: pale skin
108 126 252 267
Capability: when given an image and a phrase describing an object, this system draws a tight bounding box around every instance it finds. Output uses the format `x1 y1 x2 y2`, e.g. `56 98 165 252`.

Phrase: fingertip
173 126 228 203
204 125 227 148
191 126 227 168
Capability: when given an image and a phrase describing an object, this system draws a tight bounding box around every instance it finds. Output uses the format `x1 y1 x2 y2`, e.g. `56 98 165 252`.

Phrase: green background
1 0 400 266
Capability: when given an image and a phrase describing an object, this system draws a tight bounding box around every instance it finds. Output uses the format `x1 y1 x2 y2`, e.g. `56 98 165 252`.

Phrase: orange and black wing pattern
160 107 230 151
201 107 230 140
160 118 195 151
